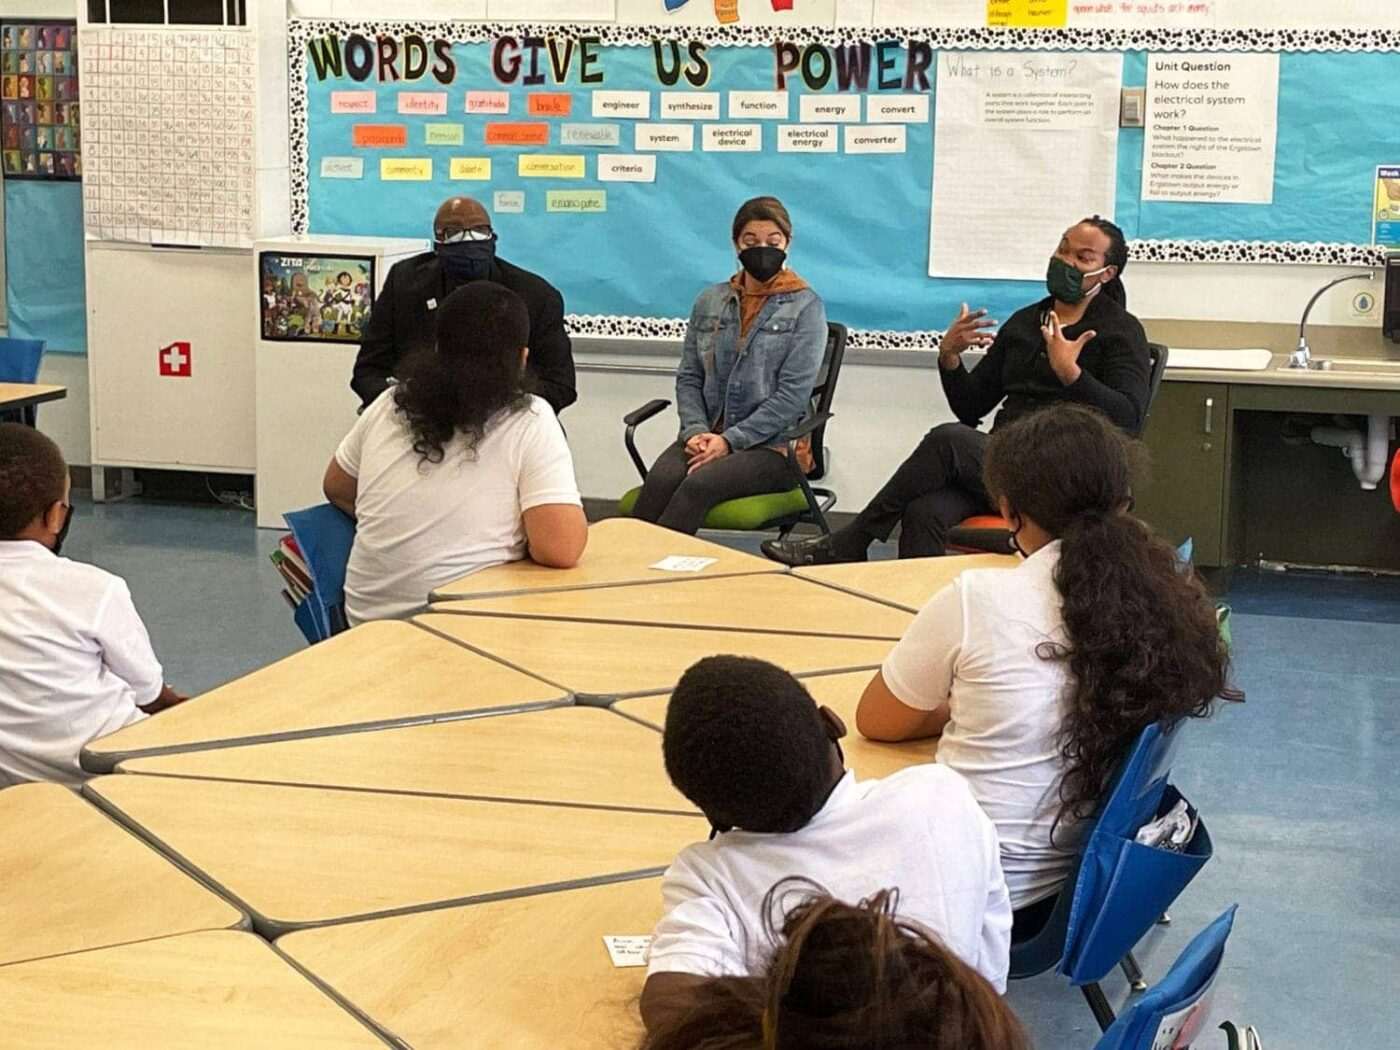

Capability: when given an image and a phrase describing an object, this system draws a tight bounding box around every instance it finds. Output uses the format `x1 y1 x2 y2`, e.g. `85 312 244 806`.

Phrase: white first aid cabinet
86 242 257 475
253 234 426 529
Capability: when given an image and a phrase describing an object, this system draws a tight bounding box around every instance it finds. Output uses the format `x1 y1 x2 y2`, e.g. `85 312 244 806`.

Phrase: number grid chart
80 26 256 248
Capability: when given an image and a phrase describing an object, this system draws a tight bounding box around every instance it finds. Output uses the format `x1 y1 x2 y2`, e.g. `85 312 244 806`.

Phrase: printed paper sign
651 556 718 572
320 156 365 178
844 125 907 153
1375 166 1400 249
398 92 449 115
702 124 762 152
547 190 607 213
380 157 432 180
450 157 492 180
485 122 550 146
466 90 510 114
603 935 653 968
352 124 408 148
778 124 837 152
425 123 465 146
635 123 695 151
561 123 622 147
987 0 1067 26
592 90 651 119
728 90 790 119
494 190 525 213
528 92 574 117
519 154 587 177
799 95 861 123
660 91 721 120
330 90 376 114
158 341 192 378
867 95 930 123
598 154 657 182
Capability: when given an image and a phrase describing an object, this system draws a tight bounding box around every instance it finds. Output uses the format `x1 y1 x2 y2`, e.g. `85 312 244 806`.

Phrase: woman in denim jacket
633 197 828 535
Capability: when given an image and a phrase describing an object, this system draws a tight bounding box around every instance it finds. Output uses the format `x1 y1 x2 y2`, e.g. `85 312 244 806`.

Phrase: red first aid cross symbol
159 342 192 377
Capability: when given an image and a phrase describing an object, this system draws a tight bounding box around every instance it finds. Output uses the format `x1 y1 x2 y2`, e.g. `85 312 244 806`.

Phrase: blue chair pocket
1061 785 1212 985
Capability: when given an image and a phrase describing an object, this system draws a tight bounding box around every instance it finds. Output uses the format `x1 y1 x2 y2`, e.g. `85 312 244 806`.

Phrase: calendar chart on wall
80 26 256 248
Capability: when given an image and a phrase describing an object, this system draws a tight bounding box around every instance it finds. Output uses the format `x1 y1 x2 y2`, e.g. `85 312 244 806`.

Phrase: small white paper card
604 935 653 967
650 556 718 573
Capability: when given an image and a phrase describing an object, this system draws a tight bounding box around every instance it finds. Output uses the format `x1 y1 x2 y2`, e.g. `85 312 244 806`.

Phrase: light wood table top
280 877 662 1050
431 572 914 640
0 783 245 966
794 553 1019 612
417 613 893 698
2 930 388 1049
429 517 779 601
85 773 704 936
0 382 66 410
82 620 567 773
615 670 937 781
121 706 694 815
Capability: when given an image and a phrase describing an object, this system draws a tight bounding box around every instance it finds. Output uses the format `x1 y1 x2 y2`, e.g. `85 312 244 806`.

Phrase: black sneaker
761 535 842 566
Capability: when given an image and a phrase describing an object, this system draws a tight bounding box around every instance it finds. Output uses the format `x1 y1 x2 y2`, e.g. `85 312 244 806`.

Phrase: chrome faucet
1291 272 1375 369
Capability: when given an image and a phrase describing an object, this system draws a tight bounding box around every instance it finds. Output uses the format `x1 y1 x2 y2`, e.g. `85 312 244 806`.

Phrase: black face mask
738 245 786 283
436 237 497 281
52 503 73 557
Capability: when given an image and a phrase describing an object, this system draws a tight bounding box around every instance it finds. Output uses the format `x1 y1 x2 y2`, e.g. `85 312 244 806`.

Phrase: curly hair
640 878 1029 1050
983 404 1227 833
664 656 835 834
1077 215 1129 306
391 280 531 465
0 422 67 538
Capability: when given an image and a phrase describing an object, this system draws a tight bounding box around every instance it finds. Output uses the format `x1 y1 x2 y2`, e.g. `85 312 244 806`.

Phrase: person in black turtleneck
764 217 1151 565
351 196 577 415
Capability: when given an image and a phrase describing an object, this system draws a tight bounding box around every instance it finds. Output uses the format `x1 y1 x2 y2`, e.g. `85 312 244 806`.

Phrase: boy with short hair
641 655 1011 1032
0 424 185 786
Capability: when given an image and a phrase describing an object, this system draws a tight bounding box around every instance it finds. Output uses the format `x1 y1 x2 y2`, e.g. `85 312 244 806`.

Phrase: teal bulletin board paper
302 36 1400 333
3 179 86 352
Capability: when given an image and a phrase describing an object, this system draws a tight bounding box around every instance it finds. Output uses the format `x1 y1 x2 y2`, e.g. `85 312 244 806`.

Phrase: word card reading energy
81 26 256 248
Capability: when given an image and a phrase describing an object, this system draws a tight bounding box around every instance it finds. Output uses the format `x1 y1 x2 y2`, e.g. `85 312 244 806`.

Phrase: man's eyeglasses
435 226 495 244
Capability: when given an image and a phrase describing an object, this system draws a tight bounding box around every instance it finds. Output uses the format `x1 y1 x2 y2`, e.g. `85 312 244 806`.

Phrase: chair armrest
623 399 671 428
946 525 1017 555
781 410 833 443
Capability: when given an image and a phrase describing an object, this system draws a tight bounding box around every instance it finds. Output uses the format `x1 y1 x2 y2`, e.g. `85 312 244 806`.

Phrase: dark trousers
838 422 994 559
633 441 792 536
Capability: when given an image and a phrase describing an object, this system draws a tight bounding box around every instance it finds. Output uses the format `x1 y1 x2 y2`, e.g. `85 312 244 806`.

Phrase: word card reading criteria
592 91 651 119
728 91 790 119
598 154 657 182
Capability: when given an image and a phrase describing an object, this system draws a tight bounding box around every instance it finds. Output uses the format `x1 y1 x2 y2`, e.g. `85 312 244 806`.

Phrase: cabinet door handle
1203 397 1215 435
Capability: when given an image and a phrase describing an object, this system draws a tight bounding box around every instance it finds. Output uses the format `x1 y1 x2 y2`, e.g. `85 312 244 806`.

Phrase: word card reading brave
81 26 256 248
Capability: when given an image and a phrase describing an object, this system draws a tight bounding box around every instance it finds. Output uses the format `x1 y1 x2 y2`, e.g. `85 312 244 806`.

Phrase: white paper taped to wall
929 50 1123 281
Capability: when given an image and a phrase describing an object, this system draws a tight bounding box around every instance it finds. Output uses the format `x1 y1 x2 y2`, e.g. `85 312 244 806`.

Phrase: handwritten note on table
650 556 719 573
604 935 653 968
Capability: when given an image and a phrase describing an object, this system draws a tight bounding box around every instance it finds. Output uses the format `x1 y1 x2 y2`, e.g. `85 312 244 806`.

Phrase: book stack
270 535 314 609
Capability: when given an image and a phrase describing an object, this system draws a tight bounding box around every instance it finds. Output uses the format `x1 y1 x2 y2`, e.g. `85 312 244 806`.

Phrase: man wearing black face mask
351 196 577 414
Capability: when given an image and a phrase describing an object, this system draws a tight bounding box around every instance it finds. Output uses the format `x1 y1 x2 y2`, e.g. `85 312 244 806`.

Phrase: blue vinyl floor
57 495 1400 1048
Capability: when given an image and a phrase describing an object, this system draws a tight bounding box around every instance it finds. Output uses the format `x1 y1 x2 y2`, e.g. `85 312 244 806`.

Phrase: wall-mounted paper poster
260 252 376 344
0 18 79 181
1375 167 1400 250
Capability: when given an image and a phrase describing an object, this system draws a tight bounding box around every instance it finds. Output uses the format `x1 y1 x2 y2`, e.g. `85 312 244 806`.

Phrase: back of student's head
983 403 1227 827
664 656 835 834
0 422 66 538
392 280 531 464
640 879 1030 1050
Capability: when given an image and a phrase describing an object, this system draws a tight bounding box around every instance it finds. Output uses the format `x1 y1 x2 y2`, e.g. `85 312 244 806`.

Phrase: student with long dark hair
324 281 587 623
765 216 1150 564
640 879 1030 1050
855 404 1226 910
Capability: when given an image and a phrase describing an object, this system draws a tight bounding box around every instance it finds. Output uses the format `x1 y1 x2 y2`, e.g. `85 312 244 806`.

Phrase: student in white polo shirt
0 424 186 786
641 655 1010 1034
856 404 1228 918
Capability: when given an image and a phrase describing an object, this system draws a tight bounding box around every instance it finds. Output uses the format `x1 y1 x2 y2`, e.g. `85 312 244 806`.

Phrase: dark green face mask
1046 256 1107 304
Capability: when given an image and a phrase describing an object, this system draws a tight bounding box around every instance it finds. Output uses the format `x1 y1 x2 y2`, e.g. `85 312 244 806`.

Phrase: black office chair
617 322 848 537
947 343 1170 555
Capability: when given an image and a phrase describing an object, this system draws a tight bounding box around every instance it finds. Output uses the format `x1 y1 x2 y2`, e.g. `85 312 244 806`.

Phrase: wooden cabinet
1136 382 1232 565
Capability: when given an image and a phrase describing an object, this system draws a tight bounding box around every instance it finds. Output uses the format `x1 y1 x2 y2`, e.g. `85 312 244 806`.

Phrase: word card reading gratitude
466 91 510 114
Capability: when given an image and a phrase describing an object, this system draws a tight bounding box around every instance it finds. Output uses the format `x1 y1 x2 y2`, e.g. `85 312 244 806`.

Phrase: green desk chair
617 322 848 538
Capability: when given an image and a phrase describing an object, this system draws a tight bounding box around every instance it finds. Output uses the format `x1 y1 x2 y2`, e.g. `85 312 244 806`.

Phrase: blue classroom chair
282 503 356 644
1009 720 1214 1031
0 337 46 426
1094 906 1239 1050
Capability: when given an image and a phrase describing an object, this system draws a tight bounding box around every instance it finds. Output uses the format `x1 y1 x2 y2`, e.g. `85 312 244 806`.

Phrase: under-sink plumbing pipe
1310 414 1394 490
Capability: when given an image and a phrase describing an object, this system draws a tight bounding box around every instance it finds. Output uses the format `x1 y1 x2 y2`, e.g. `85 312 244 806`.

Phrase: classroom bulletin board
291 21 1400 342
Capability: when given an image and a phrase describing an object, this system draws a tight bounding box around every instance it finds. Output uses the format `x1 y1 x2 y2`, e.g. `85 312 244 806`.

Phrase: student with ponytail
640 879 1029 1050
854 404 1227 911
765 216 1151 565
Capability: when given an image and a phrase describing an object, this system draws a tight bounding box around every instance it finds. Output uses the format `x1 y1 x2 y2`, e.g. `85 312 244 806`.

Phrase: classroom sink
1275 358 1400 375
